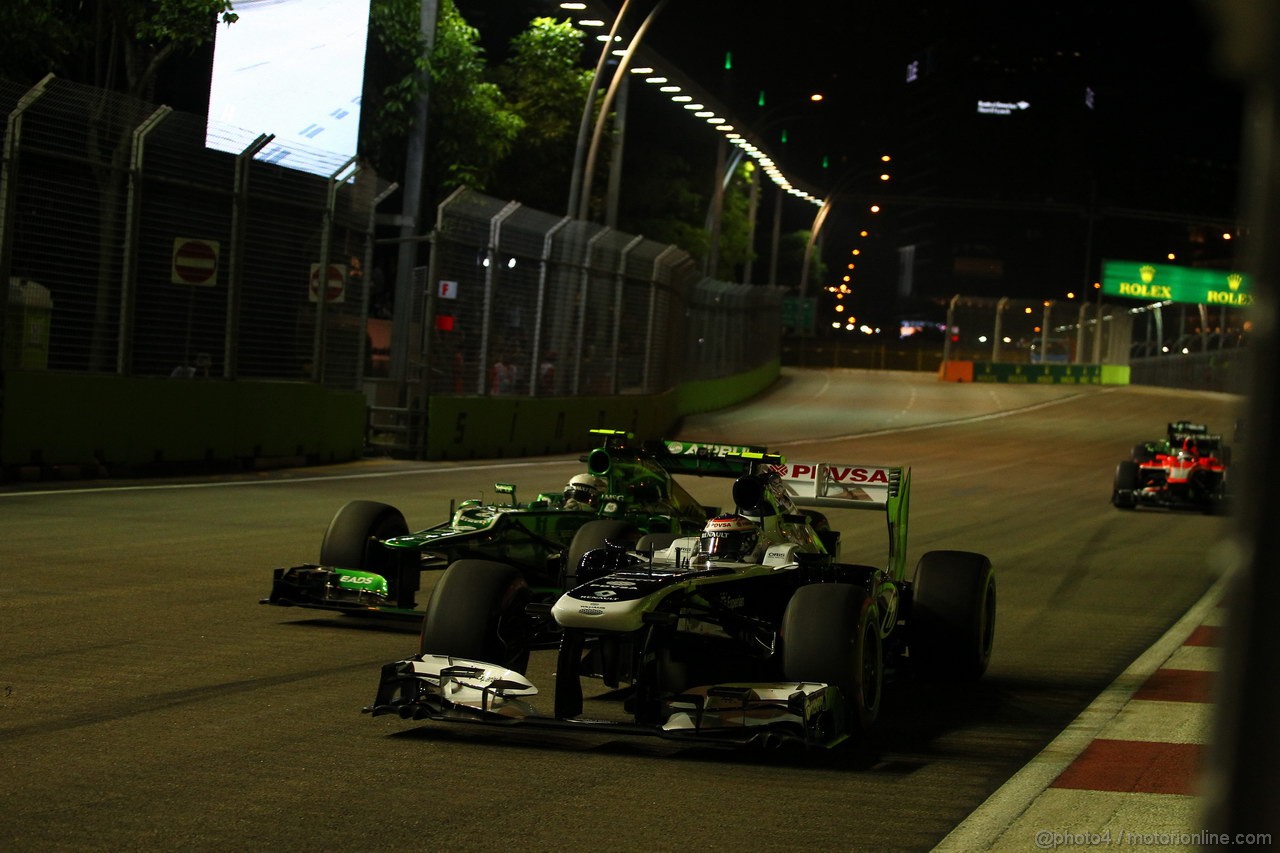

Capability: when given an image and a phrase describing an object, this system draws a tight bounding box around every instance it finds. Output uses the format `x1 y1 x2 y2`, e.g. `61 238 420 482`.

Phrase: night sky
614 0 1244 205
581 0 1249 316
414 2 1254 320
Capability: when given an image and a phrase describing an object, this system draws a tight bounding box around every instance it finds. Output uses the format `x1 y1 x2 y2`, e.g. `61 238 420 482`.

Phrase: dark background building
625 1 1245 331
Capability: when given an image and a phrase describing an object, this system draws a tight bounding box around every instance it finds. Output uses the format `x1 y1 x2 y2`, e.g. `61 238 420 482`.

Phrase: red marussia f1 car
1112 423 1231 514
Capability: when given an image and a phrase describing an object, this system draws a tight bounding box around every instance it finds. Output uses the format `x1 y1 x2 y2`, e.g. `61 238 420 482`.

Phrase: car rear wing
658 442 782 478
770 461 911 582
770 462 905 509
586 429 779 479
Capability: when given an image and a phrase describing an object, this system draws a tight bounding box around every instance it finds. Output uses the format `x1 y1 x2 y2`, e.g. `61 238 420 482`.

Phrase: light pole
739 101 827 286
565 0 634 218
799 160 889 298
577 0 668 222
390 0 440 385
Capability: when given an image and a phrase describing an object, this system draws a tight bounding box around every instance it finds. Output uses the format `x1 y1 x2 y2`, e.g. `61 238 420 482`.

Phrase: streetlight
799 162 888 298
564 2 625 217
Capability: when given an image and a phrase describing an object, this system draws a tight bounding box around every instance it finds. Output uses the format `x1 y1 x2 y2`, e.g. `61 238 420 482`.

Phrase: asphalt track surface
1 369 1244 852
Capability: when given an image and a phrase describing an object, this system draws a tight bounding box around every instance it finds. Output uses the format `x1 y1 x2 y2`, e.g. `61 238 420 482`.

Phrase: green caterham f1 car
261 430 775 621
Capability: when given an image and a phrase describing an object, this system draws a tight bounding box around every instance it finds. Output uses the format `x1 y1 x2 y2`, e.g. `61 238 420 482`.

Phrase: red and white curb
935 573 1227 851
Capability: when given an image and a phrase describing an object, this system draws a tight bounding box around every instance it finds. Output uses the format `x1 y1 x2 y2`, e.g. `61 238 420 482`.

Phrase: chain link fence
1 75 395 388
939 295 1132 365
4 76 784 431
414 187 783 399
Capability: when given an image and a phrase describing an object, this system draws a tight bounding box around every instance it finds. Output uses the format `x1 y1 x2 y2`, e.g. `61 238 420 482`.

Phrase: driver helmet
699 513 760 562
564 474 607 509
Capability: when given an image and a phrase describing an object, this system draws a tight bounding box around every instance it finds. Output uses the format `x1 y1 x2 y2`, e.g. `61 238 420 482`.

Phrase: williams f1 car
262 430 771 621
365 452 996 749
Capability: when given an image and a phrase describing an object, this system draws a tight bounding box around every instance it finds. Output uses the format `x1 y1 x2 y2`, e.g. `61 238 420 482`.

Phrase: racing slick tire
1112 461 1140 509
419 560 532 673
783 583 883 735
563 520 640 588
319 500 409 569
1130 443 1155 463
911 550 996 682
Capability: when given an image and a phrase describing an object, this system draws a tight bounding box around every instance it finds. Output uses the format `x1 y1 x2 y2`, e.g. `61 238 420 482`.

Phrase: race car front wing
364 654 849 748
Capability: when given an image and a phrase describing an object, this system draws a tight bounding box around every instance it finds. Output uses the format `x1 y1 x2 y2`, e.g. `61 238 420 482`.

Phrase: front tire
1112 461 1140 509
911 550 996 681
319 500 409 569
563 520 639 588
420 560 531 673
783 583 883 734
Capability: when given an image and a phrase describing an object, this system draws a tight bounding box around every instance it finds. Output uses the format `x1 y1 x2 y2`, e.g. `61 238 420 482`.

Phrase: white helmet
564 474 607 508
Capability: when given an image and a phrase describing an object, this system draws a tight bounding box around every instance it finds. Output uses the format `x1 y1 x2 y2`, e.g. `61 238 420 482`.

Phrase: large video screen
205 0 371 177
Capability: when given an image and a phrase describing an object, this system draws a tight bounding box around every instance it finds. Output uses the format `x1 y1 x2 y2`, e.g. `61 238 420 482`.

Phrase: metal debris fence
2 76 784 421
0 75 396 387
395 187 784 401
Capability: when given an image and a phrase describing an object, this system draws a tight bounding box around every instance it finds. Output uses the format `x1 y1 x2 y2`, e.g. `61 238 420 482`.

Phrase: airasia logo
772 463 890 484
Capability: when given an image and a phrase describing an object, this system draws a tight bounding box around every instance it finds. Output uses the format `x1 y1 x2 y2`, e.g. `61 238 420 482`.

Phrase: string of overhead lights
559 1 826 208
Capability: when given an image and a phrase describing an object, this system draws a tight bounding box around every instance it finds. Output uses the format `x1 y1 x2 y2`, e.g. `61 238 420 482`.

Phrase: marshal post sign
1101 259 1252 307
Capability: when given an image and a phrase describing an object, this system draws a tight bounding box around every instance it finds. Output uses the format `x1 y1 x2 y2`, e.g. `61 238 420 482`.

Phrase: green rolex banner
1101 259 1252 306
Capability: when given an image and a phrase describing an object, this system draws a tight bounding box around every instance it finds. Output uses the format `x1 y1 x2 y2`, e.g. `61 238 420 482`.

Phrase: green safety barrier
2 360 782 471
1 371 364 471
424 360 781 460
968 362 1129 385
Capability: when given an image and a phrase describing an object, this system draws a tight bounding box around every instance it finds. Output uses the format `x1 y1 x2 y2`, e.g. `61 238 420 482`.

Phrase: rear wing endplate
770 461 911 581
769 462 904 510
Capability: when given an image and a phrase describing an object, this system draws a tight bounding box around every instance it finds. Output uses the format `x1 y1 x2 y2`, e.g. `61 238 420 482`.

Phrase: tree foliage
489 17 593 210
0 0 236 101
622 148 711 260
501 18 590 143
361 0 523 201
424 1 523 192
715 161 756 278
0 0 752 281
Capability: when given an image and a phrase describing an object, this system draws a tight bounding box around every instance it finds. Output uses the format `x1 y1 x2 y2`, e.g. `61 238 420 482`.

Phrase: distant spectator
538 351 557 395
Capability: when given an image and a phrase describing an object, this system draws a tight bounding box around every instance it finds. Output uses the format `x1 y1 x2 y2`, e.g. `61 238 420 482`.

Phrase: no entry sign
308 263 347 303
171 238 220 286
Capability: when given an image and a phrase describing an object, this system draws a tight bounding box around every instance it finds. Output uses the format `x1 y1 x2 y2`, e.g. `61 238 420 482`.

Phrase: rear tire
1130 443 1154 463
1112 461 1139 509
319 500 408 569
420 560 531 673
783 584 882 734
911 550 996 681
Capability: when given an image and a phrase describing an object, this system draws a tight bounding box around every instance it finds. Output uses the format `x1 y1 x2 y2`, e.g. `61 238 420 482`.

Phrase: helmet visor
700 530 756 560
565 486 598 505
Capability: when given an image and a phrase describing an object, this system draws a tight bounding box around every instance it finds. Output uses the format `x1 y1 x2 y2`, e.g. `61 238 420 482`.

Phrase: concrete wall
939 361 1131 385
1 359 781 473
424 359 782 460
2 371 365 474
